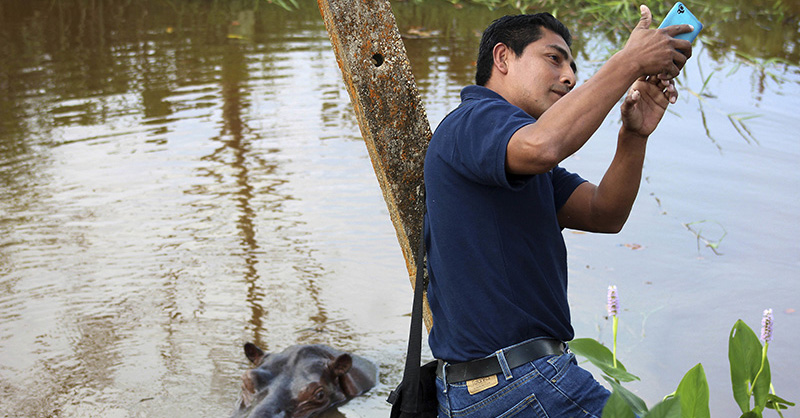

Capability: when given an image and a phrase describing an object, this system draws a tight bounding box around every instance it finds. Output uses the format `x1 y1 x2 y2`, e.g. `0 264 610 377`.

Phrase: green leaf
675 363 710 418
752 355 771 413
765 393 796 410
643 396 681 418
602 390 636 418
569 338 640 382
603 376 648 417
729 320 765 413
739 412 761 418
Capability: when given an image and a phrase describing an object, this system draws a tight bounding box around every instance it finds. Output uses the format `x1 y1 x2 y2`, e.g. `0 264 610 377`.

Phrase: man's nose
561 67 576 90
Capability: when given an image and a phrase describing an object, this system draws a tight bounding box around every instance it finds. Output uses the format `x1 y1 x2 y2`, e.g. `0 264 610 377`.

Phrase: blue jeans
436 351 610 418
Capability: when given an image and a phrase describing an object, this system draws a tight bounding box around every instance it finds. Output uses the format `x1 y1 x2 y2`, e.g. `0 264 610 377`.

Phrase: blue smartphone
658 2 703 42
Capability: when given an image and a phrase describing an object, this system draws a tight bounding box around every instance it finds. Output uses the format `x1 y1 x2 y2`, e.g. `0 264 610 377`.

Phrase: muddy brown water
1 1 798 417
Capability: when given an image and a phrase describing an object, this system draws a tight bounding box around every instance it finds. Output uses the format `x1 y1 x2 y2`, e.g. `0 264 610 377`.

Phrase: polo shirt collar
460 85 507 103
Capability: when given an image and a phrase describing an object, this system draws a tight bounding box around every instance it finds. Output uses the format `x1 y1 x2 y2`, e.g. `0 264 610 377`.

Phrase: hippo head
232 343 378 418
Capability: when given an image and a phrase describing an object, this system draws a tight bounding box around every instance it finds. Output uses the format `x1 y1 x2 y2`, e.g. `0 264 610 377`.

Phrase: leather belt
435 338 565 384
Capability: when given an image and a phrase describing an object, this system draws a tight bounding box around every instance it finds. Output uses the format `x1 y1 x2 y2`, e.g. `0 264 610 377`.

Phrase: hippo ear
335 354 377 399
244 342 266 365
330 353 352 376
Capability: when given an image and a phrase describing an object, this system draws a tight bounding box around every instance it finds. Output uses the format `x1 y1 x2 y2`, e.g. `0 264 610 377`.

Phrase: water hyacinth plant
729 312 794 418
761 309 773 344
728 308 795 418
570 287 795 417
607 285 619 368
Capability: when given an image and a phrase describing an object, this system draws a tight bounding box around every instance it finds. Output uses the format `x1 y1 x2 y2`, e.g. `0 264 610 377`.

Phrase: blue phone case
658 2 703 42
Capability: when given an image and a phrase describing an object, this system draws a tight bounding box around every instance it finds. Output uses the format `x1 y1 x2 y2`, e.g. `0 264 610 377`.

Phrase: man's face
505 28 576 119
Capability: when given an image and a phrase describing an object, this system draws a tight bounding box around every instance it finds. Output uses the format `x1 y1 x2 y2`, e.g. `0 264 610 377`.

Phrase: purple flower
761 308 774 343
607 285 619 317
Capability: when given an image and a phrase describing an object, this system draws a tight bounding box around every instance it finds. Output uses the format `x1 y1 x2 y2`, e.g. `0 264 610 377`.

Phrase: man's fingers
657 61 680 80
655 48 690 79
660 59 681 79
645 76 670 87
678 40 693 59
672 49 689 69
662 23 694 37
621 88 639 115
666 80 678 104
636 5 652 30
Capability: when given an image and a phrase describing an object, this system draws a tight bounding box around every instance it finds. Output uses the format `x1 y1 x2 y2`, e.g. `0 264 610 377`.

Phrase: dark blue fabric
424 85 586 363
435 352 611 417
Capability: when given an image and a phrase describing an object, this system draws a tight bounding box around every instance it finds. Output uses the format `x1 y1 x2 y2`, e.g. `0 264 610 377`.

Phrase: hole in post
371 53 384 68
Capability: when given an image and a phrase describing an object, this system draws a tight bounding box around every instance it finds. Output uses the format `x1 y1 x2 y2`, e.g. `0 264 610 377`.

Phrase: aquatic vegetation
676 66 762 149
607 285 619 368
729 317 795 418
761 309 773 344
683 220 727 255
678 66 763 148
571 289 795 417
266 0 300 11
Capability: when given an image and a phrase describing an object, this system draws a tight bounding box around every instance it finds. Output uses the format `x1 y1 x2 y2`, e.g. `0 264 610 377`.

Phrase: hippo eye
314 388 326 402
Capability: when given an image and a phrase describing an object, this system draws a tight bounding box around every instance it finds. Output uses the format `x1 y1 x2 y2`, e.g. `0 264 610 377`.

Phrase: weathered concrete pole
318 0 432 329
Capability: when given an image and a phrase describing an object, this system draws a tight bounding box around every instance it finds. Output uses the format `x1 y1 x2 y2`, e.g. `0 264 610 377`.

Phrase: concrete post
318 0 433 330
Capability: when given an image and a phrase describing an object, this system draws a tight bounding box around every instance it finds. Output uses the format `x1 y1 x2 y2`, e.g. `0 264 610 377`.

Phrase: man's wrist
609 49 645 83
619 125 649 142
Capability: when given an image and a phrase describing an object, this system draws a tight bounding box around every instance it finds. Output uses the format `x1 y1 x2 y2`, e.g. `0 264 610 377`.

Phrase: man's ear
492 43 511 75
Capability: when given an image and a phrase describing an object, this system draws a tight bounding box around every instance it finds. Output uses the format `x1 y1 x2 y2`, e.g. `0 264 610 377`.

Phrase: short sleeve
439 98 534 189
551 165 586 210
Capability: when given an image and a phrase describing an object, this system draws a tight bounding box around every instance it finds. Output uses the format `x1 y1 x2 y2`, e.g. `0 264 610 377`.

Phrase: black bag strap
388 204 428 409
405 209 427 401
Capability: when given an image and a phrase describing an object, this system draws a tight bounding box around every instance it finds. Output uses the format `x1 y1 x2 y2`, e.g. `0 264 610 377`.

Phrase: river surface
1 1 798 417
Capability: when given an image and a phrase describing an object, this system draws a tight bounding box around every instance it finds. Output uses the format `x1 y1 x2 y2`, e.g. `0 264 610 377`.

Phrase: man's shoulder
458 85 511 108
460 84 502 100
441 85 523 124
434 86 533 136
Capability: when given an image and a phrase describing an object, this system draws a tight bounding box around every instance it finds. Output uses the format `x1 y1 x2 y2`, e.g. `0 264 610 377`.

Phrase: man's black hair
475 13 572 86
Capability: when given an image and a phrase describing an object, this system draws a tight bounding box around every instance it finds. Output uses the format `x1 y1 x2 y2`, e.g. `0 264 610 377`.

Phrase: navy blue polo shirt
424 85 586 363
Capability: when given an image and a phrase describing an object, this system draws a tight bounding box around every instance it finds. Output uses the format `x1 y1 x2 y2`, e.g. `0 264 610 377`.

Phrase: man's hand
558 74 676 233
620 75 675 138
623 5 693 80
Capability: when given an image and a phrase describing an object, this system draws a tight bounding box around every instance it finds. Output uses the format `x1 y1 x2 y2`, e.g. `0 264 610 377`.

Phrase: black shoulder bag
386 216 439 418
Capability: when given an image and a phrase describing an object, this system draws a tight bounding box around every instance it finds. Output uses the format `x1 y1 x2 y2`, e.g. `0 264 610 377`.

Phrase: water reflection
0 0 798 417
213 32 266 344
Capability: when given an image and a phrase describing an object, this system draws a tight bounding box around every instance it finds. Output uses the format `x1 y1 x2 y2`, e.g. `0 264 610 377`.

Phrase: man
423 6 693 418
